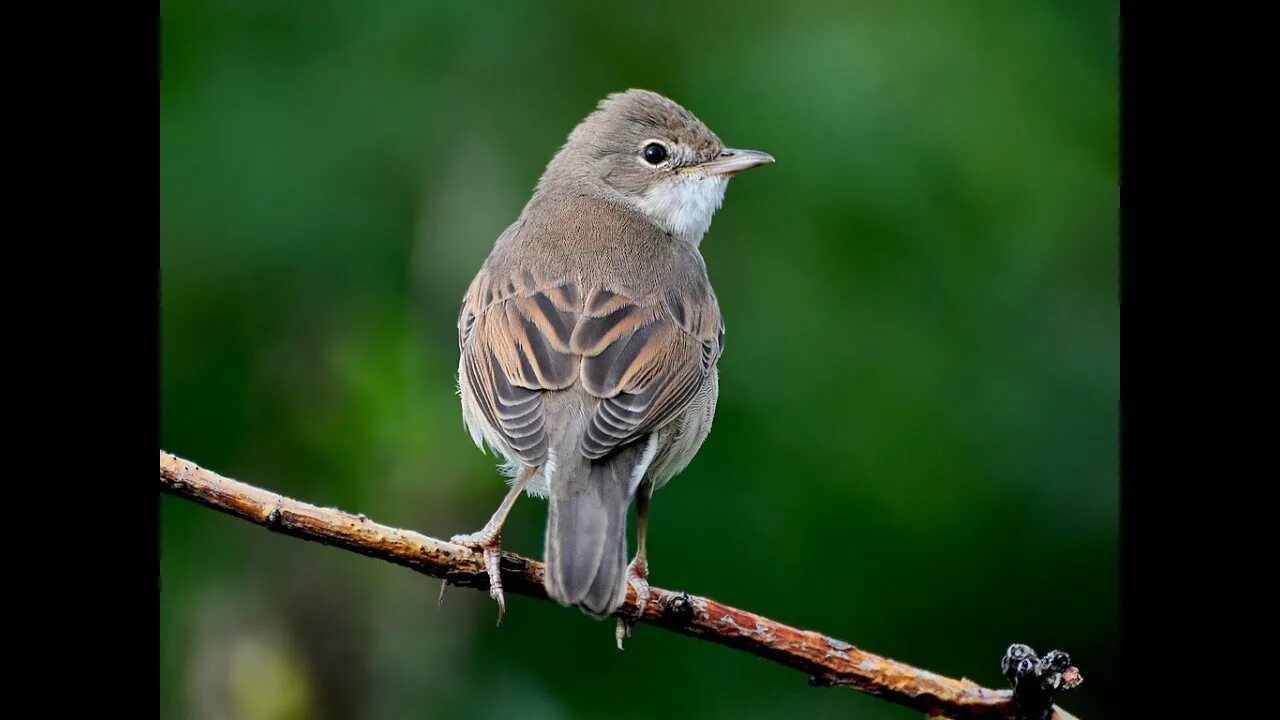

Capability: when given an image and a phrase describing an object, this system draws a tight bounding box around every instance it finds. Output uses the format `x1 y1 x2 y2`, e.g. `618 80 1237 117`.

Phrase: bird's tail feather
544 445 643 617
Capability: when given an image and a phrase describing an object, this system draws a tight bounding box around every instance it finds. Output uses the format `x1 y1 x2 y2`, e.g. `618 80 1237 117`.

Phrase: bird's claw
484 544 506 625
615 558 650 650
447 530 507 625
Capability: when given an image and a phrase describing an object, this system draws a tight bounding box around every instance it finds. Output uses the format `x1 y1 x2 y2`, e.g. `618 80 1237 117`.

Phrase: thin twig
159 450 1080 720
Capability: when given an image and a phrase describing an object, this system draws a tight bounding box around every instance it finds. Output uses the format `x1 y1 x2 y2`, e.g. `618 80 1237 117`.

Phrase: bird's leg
616 481 653 650
445 464 537 625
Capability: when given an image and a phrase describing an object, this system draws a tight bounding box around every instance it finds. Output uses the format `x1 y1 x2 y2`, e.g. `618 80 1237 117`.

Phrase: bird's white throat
635 174 729 246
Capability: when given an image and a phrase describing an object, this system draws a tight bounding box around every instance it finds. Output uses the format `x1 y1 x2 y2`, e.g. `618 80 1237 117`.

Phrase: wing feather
460 259 722 465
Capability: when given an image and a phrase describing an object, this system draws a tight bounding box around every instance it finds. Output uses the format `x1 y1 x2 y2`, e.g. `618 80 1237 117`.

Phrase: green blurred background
160 1 1118 718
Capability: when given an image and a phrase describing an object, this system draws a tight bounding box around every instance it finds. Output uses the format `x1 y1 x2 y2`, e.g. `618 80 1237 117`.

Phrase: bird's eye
643 143 668 165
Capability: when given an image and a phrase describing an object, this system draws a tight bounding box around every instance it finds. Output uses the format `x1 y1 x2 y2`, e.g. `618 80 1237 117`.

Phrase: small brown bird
450 89 773 644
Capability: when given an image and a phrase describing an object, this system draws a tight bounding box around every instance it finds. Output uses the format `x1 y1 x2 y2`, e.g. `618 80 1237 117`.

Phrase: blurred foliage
160 1 1118 718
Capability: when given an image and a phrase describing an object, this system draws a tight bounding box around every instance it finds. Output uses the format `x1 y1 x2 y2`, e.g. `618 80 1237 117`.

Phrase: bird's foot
448 528 507 625
615 557 650 650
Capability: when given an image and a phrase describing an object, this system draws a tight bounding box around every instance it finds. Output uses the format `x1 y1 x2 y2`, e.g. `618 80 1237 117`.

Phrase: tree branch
159 450 1081 720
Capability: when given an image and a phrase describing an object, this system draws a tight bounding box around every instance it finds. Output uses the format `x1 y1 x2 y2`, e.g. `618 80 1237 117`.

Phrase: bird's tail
544 441 649 617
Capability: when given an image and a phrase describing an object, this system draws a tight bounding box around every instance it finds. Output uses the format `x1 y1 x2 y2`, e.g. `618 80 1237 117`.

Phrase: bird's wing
459 262 581 467
572 285 723 459
460 258 723 465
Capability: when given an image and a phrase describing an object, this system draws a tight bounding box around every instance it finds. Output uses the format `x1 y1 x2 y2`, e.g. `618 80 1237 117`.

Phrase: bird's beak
693 148 775 176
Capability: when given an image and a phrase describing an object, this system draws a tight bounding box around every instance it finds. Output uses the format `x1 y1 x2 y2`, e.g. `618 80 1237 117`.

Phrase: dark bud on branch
1001 644 1083 720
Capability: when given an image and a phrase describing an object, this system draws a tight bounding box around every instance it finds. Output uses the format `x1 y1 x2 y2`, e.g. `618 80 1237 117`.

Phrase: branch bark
159 450 1080 720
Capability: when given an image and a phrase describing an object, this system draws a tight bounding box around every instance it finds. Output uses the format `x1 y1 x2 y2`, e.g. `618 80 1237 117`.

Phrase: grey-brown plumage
451 89 773 634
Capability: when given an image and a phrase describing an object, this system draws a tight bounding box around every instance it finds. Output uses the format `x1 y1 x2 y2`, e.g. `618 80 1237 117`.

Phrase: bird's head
539 89 774 246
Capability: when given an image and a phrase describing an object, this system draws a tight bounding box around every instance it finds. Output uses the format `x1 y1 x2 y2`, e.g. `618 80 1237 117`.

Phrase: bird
448 88 773 645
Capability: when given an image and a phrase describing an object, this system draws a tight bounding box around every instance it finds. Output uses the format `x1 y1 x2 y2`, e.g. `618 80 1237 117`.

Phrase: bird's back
458 188 723 467
492 189 718 300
